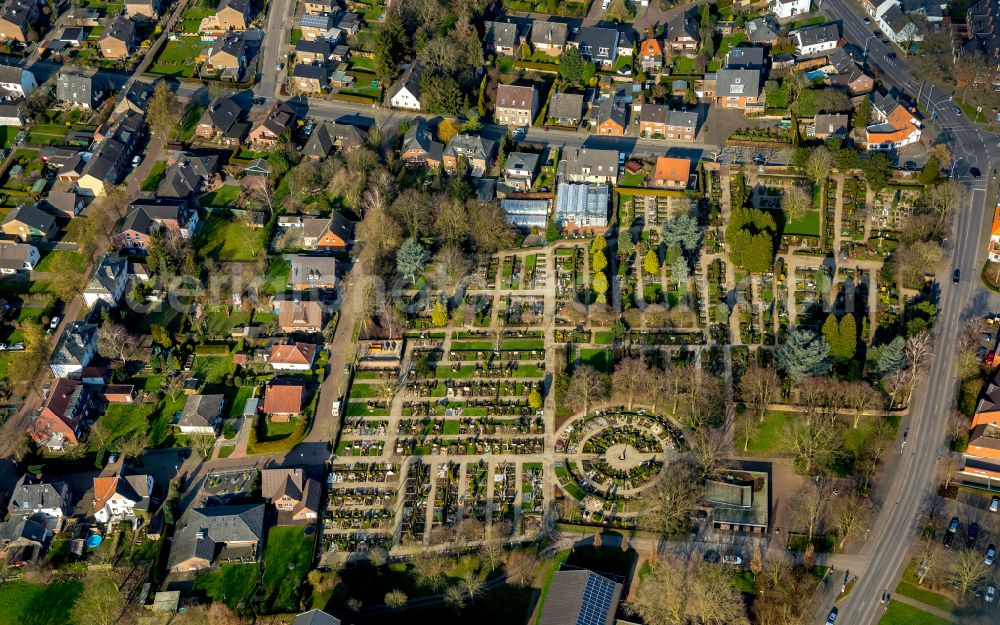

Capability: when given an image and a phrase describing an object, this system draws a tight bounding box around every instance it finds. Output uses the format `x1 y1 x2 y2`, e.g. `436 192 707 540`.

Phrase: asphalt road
816 1 999 623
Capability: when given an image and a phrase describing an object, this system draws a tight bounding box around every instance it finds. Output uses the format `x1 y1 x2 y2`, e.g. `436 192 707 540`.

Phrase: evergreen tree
592 271 609 302
670 254 689 288
868 336 906 375
396 238 430 284
591 250 608 274
838 314 857 364
431 300 449 327
661 214 701 252
644 249 660 276
591 236 607 254
546 221 561 243
822 314 840 357
559 46 585 83
777 329 832 383
617 228 635 260
918 155 942 185
853 98 871 128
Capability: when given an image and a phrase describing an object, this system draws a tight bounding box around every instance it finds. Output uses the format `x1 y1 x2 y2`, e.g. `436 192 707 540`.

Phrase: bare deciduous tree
791 481 828 542
739 365 781 421
948 549 989 596
566 365 608 415
833 494 869 549
612 357 649 410
639 460 703 537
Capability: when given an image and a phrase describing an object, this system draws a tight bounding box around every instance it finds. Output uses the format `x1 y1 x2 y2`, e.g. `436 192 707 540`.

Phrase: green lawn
229 386 254 418
141 160 167 192
199 185 240 208
33 249 86 273
717 34 748 59
0 126 18 148
878 601 952 625
194 212 267 261
192 354 234 384
745 410 794 456
619 170 646 188
204 309 251 336
261 526 315 612
194 563 259 610
672 56 694 74
89 403 157 451
156 39 204 63
0 580 83 625
578 348 612 373
896 563 957 613
174 103 206 143
784 209 821 237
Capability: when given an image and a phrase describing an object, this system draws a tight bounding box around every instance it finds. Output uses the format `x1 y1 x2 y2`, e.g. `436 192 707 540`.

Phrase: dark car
972 167 982 178
887 52 896 60
954 269 961 284
945 517 960 547
827 607 838 624
968 522 981 548
252 97 266 105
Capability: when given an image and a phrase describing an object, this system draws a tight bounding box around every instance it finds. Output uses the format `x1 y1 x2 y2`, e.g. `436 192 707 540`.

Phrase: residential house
1 205 56 241
502 198 549 228
276 299 324 333
485 20 525 56
201 0 252 32
303 122 365 159
959 374 1000 486
537 569 622 625
593 90 628 136
989 205 1000 263
328 65 354 88
268 342 318 371
529 20 568 56
293 610 341 625
288 255 337 290
726 46 766 70
0 63 34 98
29 378 92 450
77 110 146 196
495 84 538 127
92 472 154 523
810 113 849 139
400 119 443 167
125 0 160 19
99 16 136 59
7 475 70 519
50 26 85 51
292 64 328 94
637 38 664 71
562 147 619 185
770 0 811 19
875 2 922 44
0 514 48 559
666 11 700 55
638 105 697 141
301 212 352 250
206 30 247 80
964 0 1000 88
168 504 264 572
46 189 84 217
262 381 304 422
571 26 620 68
50 322 98 378
83 253 129 308
113 80 154 118
248 102 296 147
0 0 36 42
0 242 38 273
652 157 692 189
547 92 584 126
746 16 781 44
262 467 320 521
303 0 338 14
57 71 101 108
827 67 874 94
113 198 199 252
300 13 340 41
793 24 840 56
158 154 219 199
178 394 224 435
865 91 921 150
331 44 349 62
715 68 762 110
295 38 332 64
555 183 610 232
387 62 423 111
0 103 21 126
443 133 497 176
195 96 248 146
503 152 540 191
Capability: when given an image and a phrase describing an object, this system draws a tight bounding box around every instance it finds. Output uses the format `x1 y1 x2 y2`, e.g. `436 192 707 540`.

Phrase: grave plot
794 266 822 322
707 258 730 344
499 295 545 325
474 256 499 289
431 461 461 531
500 255 521 290
400 460 431 544
323 461 400 553
491 462 517 533
840 177 868 256
465 461 490 526
520 252 548 289
555 246 586 322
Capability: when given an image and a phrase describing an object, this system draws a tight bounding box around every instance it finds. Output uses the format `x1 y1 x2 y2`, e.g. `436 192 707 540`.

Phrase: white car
722 555 743 565
601 0 610 8
48 316 60 331
332 400 341 418
987 585 997 603
986 544 997 566
990 496 999 512
132 155 141 167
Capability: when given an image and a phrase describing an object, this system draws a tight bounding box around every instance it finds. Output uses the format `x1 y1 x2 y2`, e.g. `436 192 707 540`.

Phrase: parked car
990 496 999 512
863 16 871 23
827 608 838 624
46 316 60 333
945 517 960 547
987 585 997 602
331 400 341 418
985 544 996 566
722 555 743 565
954 106 963 115
968 522 981 548
131 155 141 167
986 351 995 367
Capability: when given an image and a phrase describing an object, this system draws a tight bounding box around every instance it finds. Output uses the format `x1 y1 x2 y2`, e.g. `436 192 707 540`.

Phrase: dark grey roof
295 37 331 56
666 11 699 43
505 152 539 174
294 63 327 81
220 0 251 16
444 133 496 161
293 610 341 625
3 205 55 234
640 103 697 128
0 62 24 84
168 503 264 570
882 5 911 35
794 23 840 48
103 16 135 43
300 12 335 29
573 27 619 64
0 242 34 271
562 147 618 179
121 197 188 234
303 123 333 158
530 20 568 47
726 46 766 69
0 513 46 545
200 96 243 134
84 252 127 295
51 322 97 369
0 0 35 31
548 92 584 120
7 475 67 516
180 394 224 428
210 30 246 60
595 90 628 129
485 20 521 50
538 569 622 625
121 80 154 111
746 16 780 42
387 61 423 102
56 71 95 107
716 68 761 97
402 119 442 157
